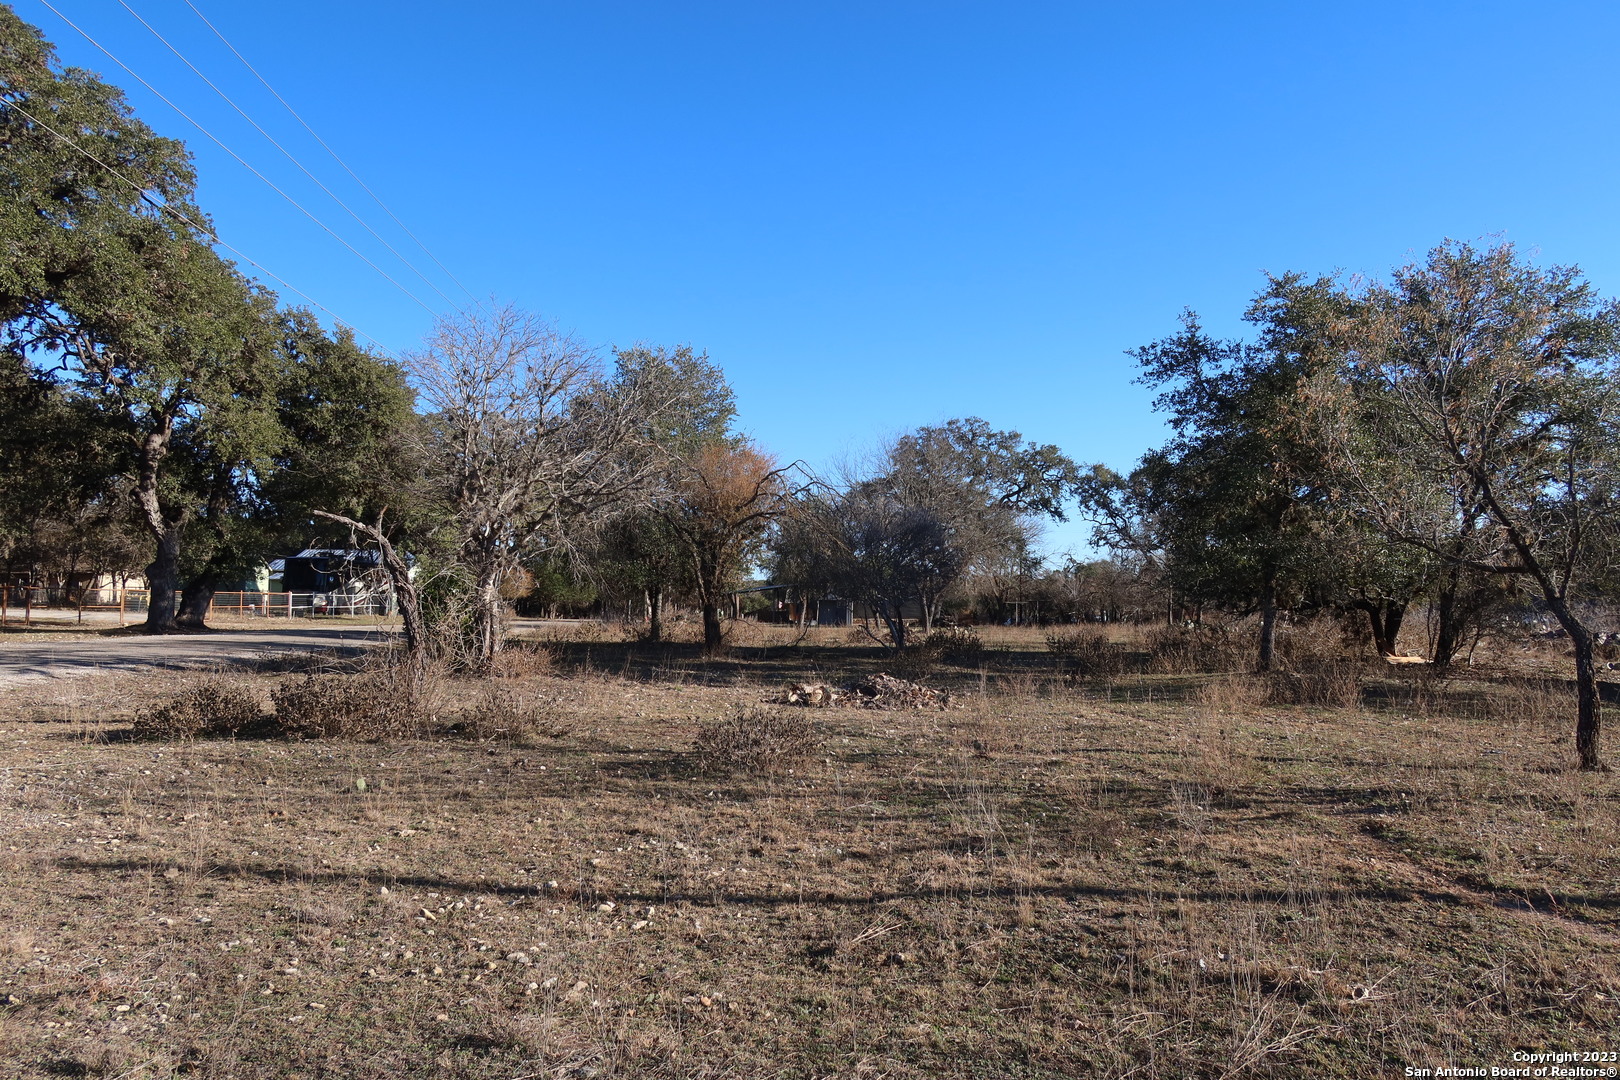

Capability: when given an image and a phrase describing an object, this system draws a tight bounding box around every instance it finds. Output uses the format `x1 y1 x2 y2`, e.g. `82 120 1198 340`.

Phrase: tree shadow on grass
53 852 1620 921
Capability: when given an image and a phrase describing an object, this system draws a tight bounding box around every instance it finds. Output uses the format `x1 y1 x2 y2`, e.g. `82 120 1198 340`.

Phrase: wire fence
0 585 394 627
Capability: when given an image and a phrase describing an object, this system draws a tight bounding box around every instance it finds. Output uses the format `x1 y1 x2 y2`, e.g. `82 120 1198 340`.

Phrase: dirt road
0 624 391 688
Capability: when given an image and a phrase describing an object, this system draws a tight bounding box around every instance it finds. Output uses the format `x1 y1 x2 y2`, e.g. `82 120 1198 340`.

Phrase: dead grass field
1 622 1616 1078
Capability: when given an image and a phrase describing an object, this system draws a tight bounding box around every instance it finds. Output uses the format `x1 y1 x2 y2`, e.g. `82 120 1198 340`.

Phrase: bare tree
410 304 660 668
865 417 1079 630
311 508 426 658
783 488 964 650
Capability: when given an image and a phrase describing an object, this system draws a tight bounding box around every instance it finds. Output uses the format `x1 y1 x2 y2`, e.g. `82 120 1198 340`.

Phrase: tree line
1079 244 1620 770
4 5 1618 768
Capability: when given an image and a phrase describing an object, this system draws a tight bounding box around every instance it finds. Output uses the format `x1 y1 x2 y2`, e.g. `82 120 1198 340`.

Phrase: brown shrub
269 659 444 739
1143 626 1249 675
132 678 261 739
692 708 819 776
1046 628 1127 678
1272 661 1364 708
886 645 939 681
722 618 777 648
450 683 571 743
489 643 555 680
1276 616 1364 665
925 625 983 662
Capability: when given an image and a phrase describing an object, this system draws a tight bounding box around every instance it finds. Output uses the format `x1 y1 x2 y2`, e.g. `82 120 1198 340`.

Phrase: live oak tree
175 312 424 631
2 6 293 632
1312 240 1620 770
0 349 134 586
1104 306 1335 670
588 345 739 643
0 7 196 322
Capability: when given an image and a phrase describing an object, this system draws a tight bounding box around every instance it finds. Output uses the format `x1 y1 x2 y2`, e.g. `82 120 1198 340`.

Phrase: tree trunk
177 578 217 629
1546 599 1604 770
132 428 184 634
700 602 723 652
313 510 426 659
472 562 504 669
1432 583 1463 669
1355 598 1407 657
1383 601 1406 657
880 600 907 650
647 587 664 643
1573 632 1603 772
142 526 183 633
1256 582 1278 672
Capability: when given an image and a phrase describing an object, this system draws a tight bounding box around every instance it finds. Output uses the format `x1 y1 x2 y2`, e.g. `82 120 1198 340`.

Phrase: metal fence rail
1 586 393 627
209 591 394 618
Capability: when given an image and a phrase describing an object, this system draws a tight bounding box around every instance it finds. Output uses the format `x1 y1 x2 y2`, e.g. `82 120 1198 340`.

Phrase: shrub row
133 662 566 743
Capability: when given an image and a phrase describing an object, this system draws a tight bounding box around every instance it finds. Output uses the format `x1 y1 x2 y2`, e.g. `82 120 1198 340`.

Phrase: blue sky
16 1 1620 556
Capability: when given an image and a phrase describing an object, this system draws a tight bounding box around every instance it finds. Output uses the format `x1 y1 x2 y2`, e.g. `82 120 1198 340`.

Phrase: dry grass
0 627 1616 1078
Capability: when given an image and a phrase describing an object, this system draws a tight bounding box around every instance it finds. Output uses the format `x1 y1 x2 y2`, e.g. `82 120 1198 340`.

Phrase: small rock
506 952 531 965
163 868 181 880
596 902 615 913
435 1013 450 1022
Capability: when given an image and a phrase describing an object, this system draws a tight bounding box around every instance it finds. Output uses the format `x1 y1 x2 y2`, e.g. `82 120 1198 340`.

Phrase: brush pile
778 673 956 710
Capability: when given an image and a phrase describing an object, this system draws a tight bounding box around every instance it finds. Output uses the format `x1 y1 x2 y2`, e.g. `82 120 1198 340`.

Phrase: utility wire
34 0 439 315
3 95 401 359
114 0 462 312
180 0 484 313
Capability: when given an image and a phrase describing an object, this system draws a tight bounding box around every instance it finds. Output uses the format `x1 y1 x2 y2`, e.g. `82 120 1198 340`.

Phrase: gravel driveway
0 624 392 688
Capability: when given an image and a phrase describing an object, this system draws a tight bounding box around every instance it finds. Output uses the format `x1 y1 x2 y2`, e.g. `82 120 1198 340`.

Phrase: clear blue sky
16 1 1620 556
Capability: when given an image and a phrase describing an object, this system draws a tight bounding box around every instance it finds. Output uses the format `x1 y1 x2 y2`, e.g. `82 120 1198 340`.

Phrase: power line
181 0 484 313
33 0 440 316
113 0 463 312
3 96 402 360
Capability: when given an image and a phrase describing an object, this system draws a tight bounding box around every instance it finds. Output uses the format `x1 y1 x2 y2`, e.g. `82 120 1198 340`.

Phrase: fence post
119 587 126 627
25 586 33 627
1 584 7 628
